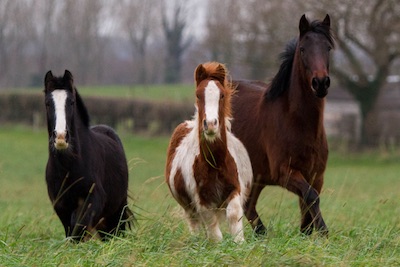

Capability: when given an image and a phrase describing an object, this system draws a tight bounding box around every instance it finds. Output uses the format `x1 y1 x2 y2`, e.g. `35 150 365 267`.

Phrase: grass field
0 126 399 266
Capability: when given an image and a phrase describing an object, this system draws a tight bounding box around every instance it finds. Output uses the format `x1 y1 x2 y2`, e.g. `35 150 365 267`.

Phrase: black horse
44 70 133 241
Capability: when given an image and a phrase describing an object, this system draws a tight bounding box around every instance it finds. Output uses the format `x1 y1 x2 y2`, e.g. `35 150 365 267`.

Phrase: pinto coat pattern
165 62 252 242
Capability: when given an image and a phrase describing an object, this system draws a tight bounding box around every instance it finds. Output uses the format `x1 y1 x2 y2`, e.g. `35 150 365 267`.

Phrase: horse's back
91 124 124 148
232 80 267 119
90 124 128 193
234 80 268 92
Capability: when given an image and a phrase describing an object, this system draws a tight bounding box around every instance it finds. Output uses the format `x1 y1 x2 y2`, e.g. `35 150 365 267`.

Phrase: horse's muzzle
203 119 219 140
53 131 69 150
312 76 330 98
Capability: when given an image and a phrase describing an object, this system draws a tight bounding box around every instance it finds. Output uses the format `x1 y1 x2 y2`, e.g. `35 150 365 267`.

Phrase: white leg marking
51 90 68 136
184 210 201 234
200 208 223 242
227 194 245 243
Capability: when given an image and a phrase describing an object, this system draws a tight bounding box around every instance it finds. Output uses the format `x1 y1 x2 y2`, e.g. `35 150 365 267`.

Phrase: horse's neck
199 130 228 161
283 69 325 135
289 67 324 116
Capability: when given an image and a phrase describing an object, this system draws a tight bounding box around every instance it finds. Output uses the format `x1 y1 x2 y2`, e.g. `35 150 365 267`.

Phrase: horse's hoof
254 225 268 236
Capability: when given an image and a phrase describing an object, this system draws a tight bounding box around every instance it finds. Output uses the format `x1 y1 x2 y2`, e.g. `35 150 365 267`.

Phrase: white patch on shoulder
168 117 201 208
52 90 68 135
226 132 253 207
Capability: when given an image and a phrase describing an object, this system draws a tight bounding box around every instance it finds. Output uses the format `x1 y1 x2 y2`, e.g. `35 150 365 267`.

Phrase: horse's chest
288 140 327 175
193 160 238 208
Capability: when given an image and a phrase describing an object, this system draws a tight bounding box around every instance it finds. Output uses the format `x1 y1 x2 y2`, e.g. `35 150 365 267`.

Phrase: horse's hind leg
226 194 245 242
244 180 267 235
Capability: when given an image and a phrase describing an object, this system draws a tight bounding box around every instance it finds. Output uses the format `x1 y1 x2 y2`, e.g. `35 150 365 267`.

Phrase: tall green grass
0 126 399 266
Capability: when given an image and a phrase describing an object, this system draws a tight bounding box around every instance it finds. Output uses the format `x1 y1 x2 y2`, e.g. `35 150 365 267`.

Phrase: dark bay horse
165 62 252 242
231 14 334 236
44 70 133 241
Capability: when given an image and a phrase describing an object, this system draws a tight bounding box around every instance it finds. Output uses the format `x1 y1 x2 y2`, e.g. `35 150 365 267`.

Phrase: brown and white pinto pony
165 62 252 242
231 14 334 236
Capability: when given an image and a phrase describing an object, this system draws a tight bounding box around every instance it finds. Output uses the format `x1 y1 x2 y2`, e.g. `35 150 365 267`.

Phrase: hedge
0 93 194 135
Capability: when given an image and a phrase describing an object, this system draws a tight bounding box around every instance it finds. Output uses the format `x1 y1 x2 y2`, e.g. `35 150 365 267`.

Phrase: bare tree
0 0 36 86
117 0 159 84
161 0 192 84
54 0 105 84
0 0 15 85
239 0 296 80
204 0 241 67
300 0 400 145
204 0 301 80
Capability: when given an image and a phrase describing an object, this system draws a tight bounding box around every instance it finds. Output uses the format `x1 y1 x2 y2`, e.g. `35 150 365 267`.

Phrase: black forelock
309 19 335 48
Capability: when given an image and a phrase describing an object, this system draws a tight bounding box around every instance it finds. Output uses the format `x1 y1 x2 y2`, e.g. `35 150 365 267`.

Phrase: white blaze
204 81 220 124
51 90 68 136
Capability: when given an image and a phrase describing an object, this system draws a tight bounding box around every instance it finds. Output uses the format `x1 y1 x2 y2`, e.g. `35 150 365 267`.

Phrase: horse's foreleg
200 209 222 242
71 189 105 241
280 169 328 236
226 194 245 243
184 208 201 234
298 198 313 235
244 179 267 235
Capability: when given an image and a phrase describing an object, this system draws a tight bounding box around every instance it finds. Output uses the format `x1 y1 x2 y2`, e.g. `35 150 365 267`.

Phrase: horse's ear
63 70 73 83
195 64 207 86
44 71 53 91
322 14 330 28
299 14 309 37
216 63 226 80
213 63 226 85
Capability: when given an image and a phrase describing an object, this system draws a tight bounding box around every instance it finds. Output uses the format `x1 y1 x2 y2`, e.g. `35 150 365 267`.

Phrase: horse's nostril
203 120 208 131
214 119 218 126
312 78 319 90
325 76 330 89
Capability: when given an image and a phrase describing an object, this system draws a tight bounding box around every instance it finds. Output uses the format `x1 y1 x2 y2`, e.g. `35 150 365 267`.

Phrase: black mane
75 90 90 128
265 19 335 101
265 39 297 101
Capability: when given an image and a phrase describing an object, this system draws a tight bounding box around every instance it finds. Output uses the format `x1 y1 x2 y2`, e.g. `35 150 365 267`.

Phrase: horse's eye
328 46 332 52
300 47 305 54
220 94 224 100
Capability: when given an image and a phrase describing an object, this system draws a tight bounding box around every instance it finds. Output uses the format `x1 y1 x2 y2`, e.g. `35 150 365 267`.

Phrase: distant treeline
0 93 193 135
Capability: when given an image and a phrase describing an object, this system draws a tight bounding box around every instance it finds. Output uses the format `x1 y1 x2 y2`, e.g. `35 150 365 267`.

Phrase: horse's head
44 70 75 151
298 14 334 98
194 62 231 142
